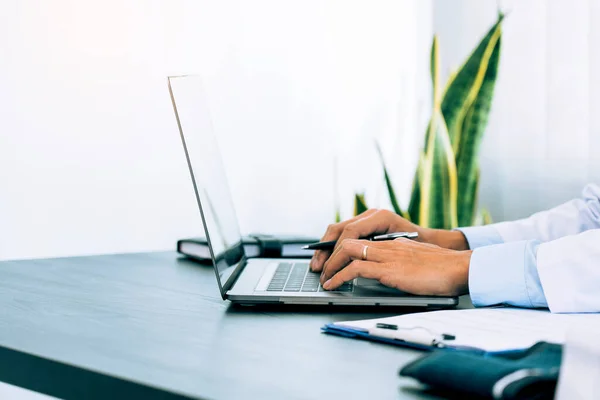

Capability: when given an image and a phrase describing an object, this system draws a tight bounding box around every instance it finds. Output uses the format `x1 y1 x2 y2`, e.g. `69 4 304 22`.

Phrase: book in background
177 233 318 263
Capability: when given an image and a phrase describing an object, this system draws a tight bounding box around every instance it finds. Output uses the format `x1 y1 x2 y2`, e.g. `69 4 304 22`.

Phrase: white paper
334 308 600 352
556 331 600 400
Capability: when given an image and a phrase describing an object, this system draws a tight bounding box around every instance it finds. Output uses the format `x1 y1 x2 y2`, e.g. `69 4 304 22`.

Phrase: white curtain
434 0 600 222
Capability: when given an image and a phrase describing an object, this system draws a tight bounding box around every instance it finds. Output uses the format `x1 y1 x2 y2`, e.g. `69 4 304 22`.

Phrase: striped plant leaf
408 36 439 226
412 152 426 225
469 166 481 226
419 110 458 229
407 168 421 224
481 208 493 225
369 16 502 228
456 35 502 226
417 35 458 229
375 142 410 220
407 120 432 225
354 193 368 216
441 14 504 153
472 206 493 226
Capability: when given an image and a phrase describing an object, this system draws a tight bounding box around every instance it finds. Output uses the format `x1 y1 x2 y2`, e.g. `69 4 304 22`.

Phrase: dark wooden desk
0 252 470 399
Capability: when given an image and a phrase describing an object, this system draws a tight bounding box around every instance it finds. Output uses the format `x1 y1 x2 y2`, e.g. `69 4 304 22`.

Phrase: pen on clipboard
373 323 456 347
302 232 419 251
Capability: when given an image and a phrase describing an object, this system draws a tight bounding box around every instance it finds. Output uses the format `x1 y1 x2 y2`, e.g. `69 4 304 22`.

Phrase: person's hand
320 237 472 296
309 209 469 274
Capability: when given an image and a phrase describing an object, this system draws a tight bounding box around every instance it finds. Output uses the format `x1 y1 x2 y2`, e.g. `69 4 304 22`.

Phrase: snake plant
351 13 503 229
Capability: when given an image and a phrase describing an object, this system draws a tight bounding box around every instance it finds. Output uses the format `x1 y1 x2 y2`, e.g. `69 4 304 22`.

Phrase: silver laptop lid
168 75 245 299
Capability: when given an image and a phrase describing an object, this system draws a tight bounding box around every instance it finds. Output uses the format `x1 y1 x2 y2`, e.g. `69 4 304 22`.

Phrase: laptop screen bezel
168 75 247 299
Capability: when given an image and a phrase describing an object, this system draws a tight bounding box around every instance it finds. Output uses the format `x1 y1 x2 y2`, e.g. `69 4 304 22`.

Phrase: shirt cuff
468 240 548 308
455 225 504 249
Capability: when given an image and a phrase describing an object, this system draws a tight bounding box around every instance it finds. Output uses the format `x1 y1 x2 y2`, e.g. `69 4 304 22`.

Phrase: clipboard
321 323 503 355
321 324 442 352
321 308 598 356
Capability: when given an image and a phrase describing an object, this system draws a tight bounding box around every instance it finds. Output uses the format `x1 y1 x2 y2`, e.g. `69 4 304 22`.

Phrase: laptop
167 75 458 308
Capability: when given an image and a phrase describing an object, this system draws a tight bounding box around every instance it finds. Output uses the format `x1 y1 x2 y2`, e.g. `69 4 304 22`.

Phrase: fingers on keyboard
267 262 353 293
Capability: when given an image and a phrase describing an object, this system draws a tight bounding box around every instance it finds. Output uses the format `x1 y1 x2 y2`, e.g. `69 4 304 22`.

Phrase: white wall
0 0 432 260
434 0 600 222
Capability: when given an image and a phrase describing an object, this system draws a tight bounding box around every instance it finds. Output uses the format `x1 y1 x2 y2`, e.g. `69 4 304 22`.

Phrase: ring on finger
361 245 368 261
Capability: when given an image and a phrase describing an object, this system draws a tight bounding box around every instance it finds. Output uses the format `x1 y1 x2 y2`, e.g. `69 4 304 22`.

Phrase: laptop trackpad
355 277 387 287
354 277 405 294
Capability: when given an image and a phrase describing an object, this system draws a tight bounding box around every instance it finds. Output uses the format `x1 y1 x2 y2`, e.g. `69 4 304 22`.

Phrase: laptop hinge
221 256 248 299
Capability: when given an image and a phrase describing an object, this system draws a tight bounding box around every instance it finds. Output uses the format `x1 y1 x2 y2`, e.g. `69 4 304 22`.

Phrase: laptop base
227 258 458 308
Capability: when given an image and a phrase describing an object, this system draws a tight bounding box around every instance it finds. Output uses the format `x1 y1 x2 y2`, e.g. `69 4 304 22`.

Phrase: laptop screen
168 75 245 296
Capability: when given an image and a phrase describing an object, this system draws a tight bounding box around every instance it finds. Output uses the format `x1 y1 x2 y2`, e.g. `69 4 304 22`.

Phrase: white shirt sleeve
536 229 600 313
457 184 600 313
457 183 600 248
462 227 600 313
491 184 600 243
458 227 548 309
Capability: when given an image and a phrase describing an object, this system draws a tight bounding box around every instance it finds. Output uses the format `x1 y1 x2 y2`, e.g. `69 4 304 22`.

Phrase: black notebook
177 233 318 262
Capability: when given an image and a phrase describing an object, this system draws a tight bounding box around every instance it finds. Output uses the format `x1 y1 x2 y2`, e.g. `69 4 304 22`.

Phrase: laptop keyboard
266 262 354 292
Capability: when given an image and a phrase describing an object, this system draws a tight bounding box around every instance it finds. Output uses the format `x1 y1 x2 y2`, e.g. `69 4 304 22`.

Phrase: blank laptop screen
168 75 245 293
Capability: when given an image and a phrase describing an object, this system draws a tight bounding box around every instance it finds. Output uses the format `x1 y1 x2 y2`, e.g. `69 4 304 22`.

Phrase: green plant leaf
335 209 341 223
413 35 458 229
408 120 432 225
407 169 421 225
419 110 458 229
441 14 504 154
473 206 493 226
354 193 368 216
481 208 493 225
375 141 410 220
431 35 440 104
468 166 481 226
409 35 440 226
456 36 501 227
408 17 502 229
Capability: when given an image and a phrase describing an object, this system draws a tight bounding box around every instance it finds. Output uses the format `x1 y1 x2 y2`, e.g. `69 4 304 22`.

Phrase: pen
370 324 456 347
376 323 456 341
302 231 419 250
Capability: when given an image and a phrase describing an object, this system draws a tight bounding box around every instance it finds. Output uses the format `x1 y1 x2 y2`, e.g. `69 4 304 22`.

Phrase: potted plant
351 13 504 229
